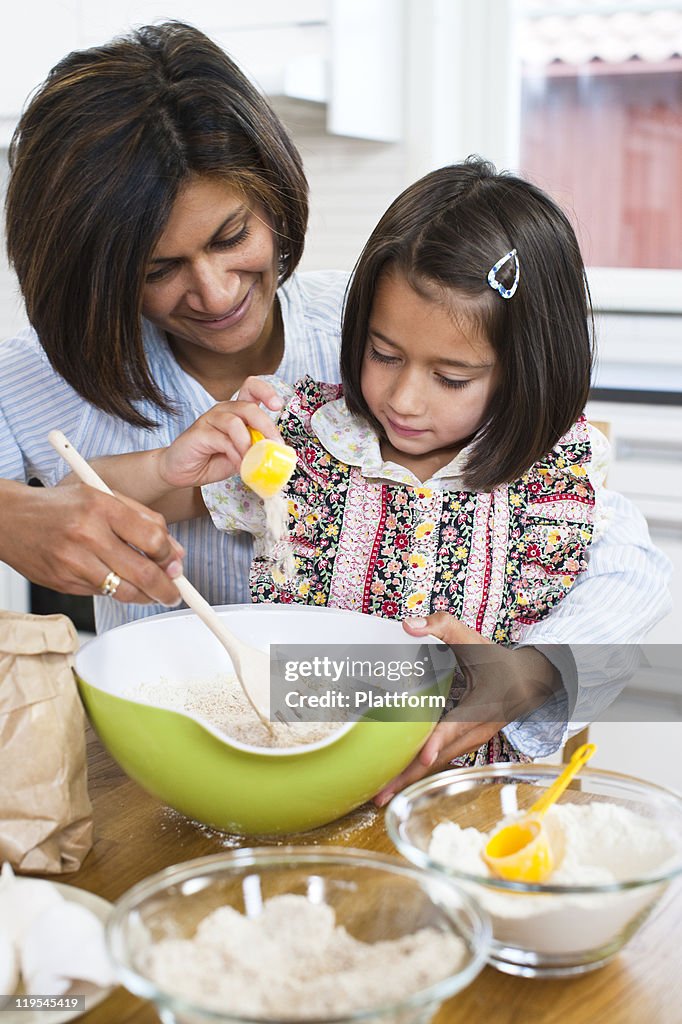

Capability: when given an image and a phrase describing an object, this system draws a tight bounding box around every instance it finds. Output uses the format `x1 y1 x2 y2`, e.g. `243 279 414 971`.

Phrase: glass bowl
386 764 682 978
106 848 491 1023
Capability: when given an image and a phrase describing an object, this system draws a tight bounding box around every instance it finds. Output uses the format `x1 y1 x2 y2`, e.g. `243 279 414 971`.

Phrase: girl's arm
59 377 284 523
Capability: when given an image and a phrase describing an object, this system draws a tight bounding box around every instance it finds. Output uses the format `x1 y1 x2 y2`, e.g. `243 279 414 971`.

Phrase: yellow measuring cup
482 742 597 883
240 428 297 500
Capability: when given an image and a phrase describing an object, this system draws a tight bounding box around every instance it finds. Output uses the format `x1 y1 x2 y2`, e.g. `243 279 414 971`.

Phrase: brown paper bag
0 611 93 873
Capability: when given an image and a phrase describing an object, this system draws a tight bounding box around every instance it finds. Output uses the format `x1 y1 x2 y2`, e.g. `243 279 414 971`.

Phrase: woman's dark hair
341 156 594 492
6 21 308 426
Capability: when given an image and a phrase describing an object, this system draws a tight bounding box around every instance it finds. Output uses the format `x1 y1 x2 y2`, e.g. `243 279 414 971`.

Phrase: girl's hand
235 376 284 406
160 377 284 489
373 613 561 806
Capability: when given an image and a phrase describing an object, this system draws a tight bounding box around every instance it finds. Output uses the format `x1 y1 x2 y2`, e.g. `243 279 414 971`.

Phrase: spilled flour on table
143 894 466 1019
160 807 245 848
164 801 381 847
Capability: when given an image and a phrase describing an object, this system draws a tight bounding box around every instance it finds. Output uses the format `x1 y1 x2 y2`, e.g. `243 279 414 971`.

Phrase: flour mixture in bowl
125 673 343 749
387 764 682 977
144 894 464 1019
106 849 490 1024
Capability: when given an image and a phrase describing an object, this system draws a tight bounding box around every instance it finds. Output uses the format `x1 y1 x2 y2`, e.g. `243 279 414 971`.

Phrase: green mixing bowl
75 605 452 836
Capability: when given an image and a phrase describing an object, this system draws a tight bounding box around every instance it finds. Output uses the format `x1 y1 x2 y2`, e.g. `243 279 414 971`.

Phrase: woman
2 21 345 631
0 22 670 768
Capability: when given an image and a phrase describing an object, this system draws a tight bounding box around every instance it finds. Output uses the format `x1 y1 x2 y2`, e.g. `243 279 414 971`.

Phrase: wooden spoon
47 430 273 728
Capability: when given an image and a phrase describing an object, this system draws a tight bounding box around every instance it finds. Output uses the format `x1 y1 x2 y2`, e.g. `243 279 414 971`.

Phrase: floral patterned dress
203 377 598 766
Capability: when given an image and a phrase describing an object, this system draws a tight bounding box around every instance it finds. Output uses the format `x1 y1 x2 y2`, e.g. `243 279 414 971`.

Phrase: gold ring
99 570 121 597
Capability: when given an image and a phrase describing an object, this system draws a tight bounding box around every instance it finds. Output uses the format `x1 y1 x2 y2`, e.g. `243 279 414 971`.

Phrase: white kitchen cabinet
328 0 403 142
0 6 79 142
78 1 330 99
1 3 330 147
0 0 408 146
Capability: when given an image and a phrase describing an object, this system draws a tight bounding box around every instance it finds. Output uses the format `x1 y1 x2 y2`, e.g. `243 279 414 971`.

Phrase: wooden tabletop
72 729 682 1024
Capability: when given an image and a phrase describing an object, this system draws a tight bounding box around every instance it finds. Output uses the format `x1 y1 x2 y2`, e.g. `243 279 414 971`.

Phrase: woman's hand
1 479 185 605
373 613 561 806
159 377 284 489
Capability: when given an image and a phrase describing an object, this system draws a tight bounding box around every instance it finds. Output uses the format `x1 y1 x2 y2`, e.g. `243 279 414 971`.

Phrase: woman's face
142 177 280 360
361 270 498 479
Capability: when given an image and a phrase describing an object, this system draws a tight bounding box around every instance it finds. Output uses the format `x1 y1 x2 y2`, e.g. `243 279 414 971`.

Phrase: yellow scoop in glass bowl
482 742 597 883
240 427 297 499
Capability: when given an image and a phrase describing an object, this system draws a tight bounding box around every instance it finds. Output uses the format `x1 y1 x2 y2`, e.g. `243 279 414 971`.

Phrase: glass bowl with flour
386 764 682 978
106 848 490 1023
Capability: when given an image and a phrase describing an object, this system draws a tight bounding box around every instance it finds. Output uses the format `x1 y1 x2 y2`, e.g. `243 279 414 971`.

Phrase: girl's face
361 270 498 480
142 176 280 366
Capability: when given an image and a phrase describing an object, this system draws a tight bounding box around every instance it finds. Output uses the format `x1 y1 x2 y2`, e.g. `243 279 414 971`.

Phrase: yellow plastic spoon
482 742 597 883
240 428 297 500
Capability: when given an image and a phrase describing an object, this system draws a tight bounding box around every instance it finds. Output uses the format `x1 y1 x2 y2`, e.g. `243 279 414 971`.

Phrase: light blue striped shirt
0 269 672 756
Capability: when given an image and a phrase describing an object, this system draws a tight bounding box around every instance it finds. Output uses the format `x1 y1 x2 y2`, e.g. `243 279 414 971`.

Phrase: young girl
109 157 608 768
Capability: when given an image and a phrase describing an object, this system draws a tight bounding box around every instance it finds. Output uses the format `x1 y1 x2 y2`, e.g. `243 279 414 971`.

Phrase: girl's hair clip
487 248 519 299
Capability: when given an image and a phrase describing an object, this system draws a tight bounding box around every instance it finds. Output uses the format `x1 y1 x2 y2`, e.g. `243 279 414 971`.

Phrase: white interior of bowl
75 604 441 756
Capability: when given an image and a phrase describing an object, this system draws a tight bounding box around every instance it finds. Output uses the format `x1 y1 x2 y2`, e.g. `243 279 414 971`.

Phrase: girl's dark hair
6 21 308 427
341 156 594 492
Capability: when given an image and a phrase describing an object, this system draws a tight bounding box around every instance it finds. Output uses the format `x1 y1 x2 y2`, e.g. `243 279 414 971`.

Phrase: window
517 1 682 310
